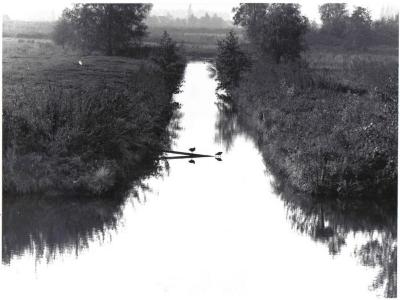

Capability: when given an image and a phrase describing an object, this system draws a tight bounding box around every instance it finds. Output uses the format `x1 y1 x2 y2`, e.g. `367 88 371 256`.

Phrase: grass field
3 37 182 196
303 46 398 92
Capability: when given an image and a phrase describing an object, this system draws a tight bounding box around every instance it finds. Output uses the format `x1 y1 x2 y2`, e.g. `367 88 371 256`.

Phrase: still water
1 62 396 299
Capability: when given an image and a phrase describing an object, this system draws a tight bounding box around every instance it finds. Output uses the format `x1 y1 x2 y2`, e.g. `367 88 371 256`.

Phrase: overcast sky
1 0 399 22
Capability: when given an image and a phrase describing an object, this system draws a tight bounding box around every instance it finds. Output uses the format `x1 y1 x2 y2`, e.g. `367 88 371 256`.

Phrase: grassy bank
3 38 183 196
220 46 397 200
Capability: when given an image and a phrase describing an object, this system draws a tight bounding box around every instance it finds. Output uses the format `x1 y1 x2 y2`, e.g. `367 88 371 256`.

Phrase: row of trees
53 4 152 55
311 3 399 48
219 3 398 68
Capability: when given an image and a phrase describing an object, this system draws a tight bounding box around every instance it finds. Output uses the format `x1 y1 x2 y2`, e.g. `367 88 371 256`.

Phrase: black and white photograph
1 1 398 299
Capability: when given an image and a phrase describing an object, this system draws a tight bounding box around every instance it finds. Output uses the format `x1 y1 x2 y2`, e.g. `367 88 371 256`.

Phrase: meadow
3 37 183 196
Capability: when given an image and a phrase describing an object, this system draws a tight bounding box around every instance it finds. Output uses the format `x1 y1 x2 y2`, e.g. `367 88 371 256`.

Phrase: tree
56 4 152 55
233 3 269 45
52 17 75 49
372 14 399 46
348 6 372 49
215 31 250 93
233 4 308 63
318 3 349 38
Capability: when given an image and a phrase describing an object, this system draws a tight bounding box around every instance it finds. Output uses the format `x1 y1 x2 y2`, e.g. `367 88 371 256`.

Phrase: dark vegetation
3 4 185 196
216 3 398 200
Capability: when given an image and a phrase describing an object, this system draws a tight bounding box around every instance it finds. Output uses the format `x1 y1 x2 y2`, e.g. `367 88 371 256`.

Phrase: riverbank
219 47 397 201
3 38 184 196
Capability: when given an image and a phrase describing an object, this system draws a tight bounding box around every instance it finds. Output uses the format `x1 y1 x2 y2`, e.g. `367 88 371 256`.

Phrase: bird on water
189 147 196 152
215 151 223 156
189 159 195 164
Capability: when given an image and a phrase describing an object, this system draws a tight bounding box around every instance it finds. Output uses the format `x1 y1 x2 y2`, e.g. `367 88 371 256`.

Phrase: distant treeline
306 4 399 48
146 12 231 29
3 19 55 39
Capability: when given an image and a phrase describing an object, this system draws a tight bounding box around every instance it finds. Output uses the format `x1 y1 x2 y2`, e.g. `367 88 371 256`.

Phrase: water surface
1 62 396 299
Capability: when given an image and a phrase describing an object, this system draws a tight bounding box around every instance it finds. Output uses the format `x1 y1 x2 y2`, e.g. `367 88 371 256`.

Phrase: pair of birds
188 147 222 164
189 147 223 156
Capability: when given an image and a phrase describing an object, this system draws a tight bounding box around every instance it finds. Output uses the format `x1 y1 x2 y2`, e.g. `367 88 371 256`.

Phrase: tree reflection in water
2 106 183 265
355 232 397 298
214 99 397 298
2 181 152 265
214 100 240 152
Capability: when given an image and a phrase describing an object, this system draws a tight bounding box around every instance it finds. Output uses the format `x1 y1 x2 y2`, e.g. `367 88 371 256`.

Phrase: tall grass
3 69 174 195
217 48 398 200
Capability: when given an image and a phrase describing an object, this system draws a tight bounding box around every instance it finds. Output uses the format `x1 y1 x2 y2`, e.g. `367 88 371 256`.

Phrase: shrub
151 31 186 94
215 30 250 93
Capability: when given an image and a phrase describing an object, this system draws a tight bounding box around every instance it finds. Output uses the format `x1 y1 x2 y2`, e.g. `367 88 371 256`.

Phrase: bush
215 30 250 93
151 31 186 94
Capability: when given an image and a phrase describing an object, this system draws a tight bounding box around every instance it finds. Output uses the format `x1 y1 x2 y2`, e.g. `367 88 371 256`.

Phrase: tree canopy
310 3 390 49
318 3 348 38
53 4 152 55
233 3 308 63
348 6 372 49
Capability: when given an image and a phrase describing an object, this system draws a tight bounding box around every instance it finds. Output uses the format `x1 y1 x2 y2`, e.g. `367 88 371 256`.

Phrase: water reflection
3 102 183 265
214 99 397 298
355 232 397 297
2 194 124 264
3 176 161 265
214 101 240 151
